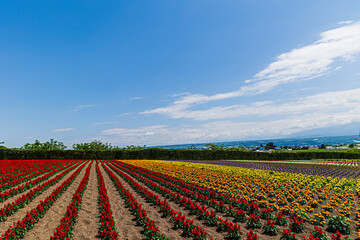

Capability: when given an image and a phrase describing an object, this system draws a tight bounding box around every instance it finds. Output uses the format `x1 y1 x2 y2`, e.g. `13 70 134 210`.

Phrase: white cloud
53 128 75 132
23 136 33 139
337 20 353 25
71 104 97 112
102 125 167 137
117 112 133 117
171 92 191 97
142 21 360 119
129 97 144 101
146 88 360 121
100 107 360 146
93 121 119 126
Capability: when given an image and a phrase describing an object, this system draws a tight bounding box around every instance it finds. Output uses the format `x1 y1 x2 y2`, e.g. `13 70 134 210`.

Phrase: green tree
319 144 326 149
72 140 121 151
264 142 276 150
124 145 146 150
205 143 224 150
21 139 67 150
0 141 5 149
225 145 247 151
186 144 197 150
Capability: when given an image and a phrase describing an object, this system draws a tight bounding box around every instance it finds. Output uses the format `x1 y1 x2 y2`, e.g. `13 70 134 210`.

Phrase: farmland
0 159 359 239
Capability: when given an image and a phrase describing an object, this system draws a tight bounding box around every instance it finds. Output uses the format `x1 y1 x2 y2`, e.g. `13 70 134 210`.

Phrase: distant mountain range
156 134 360 149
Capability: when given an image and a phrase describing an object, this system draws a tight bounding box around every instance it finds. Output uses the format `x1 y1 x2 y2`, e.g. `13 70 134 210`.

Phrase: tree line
0 139 146 151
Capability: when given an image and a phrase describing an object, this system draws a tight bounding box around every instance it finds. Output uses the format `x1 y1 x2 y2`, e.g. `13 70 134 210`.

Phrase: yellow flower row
121 160 355 225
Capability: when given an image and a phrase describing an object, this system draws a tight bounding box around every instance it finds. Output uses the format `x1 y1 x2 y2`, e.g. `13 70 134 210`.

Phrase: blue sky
1 1 360 148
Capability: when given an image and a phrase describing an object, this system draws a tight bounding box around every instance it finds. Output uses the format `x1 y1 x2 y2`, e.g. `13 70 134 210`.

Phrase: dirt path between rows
109 162 226 240
72 161 101 240
103 163 188 240
0 162 85 236
23 161 90 240
99 163 144 240
0 165 72 210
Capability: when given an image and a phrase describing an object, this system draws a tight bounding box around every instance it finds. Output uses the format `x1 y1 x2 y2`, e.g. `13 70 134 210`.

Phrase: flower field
0 159 359 239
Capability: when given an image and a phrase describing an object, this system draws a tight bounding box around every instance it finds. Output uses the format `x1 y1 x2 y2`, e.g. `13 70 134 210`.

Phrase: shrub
327 216 350 235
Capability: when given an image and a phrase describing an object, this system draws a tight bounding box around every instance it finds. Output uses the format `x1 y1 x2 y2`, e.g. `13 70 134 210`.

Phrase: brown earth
0 162 84 235
24 161 90 239
101 163 186 240
72 161 101 240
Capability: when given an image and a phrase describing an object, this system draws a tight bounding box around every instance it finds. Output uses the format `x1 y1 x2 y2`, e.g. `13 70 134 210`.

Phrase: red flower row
96 161 119 239
0 161 79 202
105 161 208 240
0 161 88 240
101 161 170 240
0 160 75 192
0 161 83 222
50 161 93 239
0 160 71 185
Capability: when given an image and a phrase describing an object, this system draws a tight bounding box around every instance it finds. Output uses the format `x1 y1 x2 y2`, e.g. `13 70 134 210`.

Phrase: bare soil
101 163 186 240
24 162 89 240
99 163 144 240
0 163 83 235
72 161 101 240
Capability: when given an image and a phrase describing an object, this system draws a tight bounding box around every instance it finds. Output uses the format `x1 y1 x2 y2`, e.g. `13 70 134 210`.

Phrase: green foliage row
0 148 360 160
21 139 67 150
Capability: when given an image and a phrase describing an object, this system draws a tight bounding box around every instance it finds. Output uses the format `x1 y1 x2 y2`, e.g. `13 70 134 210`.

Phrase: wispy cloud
144 88 360 121
142 21 360 119
129 97 144 101
71 104 97 112
117 112 133 117
53 128 75 132
93 121 119 126
337 20 353 25
101 106 360 146
102 125 167 137
23 136 33 139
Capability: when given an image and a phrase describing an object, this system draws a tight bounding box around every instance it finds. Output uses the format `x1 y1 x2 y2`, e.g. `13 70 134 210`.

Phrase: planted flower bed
0 158 359 239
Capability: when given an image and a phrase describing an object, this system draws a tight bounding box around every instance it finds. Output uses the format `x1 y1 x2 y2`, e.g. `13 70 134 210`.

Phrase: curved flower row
106 161 216 240
100 161 170 240
111 161 269 239
96 161 119 239
50 161 92 239
0 161 88 240
171 160 360 179
122 160 354 237
0 161 83 222
115 161 239 207
115 161 234 206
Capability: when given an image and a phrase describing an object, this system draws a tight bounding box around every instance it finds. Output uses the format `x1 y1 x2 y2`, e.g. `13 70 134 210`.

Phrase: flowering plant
290 217 304 233
262 219 279 236
246 213 262 229
312 225 328 240
280 229 298 240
